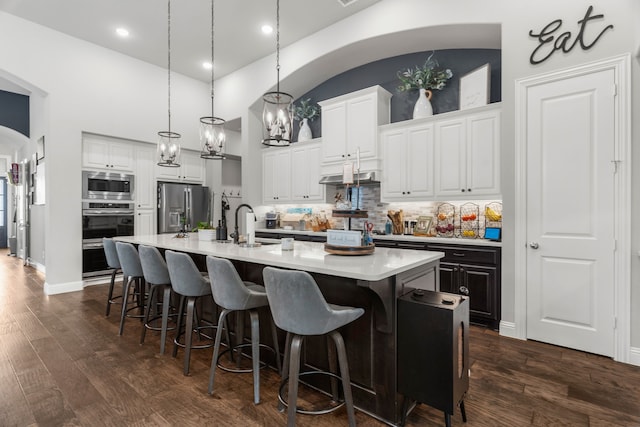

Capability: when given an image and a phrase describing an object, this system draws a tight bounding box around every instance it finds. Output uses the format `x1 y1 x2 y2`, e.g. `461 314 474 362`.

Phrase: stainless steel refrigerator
157 182 210 233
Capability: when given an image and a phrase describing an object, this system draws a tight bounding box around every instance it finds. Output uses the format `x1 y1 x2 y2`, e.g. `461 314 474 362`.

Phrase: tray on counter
324 243 375 255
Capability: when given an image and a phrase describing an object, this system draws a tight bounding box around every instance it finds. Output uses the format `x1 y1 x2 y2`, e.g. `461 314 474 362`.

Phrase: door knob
529 242 539 249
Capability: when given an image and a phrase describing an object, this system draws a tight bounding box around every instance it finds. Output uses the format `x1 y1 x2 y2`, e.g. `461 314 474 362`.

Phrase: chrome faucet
232 203 254 244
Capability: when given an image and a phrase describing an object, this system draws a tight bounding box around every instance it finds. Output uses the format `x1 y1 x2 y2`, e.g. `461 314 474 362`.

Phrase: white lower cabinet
381 124 434 202
262 148 291 203
291 141 325 202
135 209 155 236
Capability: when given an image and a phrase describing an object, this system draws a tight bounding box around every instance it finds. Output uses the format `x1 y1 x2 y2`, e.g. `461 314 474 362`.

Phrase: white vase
298 118 312 142
413 88 433 119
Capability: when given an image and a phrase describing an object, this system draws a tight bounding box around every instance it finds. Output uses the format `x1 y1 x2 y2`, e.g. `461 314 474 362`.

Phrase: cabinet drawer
427 244 498 265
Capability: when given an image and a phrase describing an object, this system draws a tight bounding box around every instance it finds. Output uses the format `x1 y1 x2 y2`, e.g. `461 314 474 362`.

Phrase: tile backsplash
261 184 502 237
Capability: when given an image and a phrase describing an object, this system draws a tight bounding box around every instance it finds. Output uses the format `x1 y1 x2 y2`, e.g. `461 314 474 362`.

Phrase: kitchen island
115 233 444 426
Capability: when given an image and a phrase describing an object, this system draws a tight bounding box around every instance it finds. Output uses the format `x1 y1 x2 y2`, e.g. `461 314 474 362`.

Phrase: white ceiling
0 0 382 82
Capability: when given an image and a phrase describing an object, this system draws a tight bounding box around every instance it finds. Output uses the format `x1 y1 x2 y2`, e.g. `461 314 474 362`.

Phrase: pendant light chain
210 0 215 116
276 0 280 94
167 0 172 134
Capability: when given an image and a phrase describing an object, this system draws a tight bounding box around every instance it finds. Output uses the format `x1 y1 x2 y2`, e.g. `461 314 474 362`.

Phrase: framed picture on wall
459 63 491 110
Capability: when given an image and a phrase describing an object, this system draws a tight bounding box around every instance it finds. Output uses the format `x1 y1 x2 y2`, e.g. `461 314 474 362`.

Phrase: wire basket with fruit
460 202 479 239
435 203 456 237
483 202 502 237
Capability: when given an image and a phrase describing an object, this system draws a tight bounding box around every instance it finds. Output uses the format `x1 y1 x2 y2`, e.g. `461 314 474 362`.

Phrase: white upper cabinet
135 144 156 210
83 136 134 172
380 123 435 202
435 107 501 198
291 141 325 202
319 85 391 174
155 150 205 184
262 148 291 204
379 103 501 202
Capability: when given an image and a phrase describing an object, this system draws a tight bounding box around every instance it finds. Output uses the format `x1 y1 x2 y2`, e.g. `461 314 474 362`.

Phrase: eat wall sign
529 5 614 65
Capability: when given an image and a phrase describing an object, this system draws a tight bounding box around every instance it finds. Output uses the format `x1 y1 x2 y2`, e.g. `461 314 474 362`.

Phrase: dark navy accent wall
293 48 501 141
0 90 30 137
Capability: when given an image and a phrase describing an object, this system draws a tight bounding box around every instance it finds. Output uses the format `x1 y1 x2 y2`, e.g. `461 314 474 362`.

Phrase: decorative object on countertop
435 203 455 237
459 202 479 238
484 202 503 237
262 0 293 146
388 209 404 235
397 51 453 119
293 98 319 142
199 0 226 160
157 0 181 167
197 221 216 241
325 229 374 255
413 216 433 236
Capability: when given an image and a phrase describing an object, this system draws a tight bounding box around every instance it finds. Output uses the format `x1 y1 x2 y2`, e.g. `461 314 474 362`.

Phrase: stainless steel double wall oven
82 171 135 277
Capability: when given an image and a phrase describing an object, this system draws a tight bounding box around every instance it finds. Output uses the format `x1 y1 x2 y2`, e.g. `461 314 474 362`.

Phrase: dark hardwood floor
1 249 640 426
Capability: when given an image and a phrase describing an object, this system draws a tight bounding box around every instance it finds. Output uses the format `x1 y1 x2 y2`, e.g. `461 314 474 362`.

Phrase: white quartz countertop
115 233 444 282
255 228 502 247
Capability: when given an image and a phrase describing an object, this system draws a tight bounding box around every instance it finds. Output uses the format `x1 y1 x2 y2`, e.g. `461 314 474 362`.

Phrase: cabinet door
155 161 180 181
435 118 466 196
274 150 291 202
135 209 155 236
346 94 376 159
406 124 435 198
438 262 458 294
290 146 308 200
321 102 347 163
467 110 500 196
180 151 205 183
460 263 497 321
305 144 324 202
135 145 155 210
381 129 407 200
83 138 111 170
262 151 277 203
109 142 135 171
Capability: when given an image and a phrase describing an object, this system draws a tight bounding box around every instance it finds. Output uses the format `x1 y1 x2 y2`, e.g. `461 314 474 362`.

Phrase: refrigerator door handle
184 188 191 230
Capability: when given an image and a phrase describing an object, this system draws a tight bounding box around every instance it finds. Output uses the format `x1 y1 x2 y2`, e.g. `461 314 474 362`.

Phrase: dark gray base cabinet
428 244 501 330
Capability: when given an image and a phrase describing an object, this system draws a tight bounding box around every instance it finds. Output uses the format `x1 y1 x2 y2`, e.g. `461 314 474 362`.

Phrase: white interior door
526 68 616 357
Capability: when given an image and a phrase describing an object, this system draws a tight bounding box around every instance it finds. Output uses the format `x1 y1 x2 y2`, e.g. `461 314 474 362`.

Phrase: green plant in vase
397 52 453 119
292 98 319 141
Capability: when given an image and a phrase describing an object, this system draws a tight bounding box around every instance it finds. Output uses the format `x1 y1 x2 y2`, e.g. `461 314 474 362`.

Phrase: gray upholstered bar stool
206 256 281 404
262 267 364 427
103 237 123 317
165 250 215 376
138 245 177 355
115 241 147 336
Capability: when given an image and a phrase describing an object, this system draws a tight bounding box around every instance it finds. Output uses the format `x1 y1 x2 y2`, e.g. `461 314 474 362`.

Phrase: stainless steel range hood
318 171 379 185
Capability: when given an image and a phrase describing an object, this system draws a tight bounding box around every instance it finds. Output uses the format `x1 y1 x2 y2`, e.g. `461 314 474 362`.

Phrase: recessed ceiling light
202 61 213 70
261 24 273 35
116 27 130 38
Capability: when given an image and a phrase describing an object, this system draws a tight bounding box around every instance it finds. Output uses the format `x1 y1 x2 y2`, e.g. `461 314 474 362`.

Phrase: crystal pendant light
200 0 226 160
157 0 181 167
262 0 293 147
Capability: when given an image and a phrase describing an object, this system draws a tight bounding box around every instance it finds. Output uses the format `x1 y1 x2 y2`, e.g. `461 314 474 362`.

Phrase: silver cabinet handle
529 242 539 249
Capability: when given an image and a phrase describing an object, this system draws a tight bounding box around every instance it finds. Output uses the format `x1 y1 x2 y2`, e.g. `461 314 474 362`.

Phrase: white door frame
514 54 631 363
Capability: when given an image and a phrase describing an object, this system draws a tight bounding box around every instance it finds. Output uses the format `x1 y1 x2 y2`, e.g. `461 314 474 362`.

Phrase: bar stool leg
278 332 292 412
183 296 196 375
327 335 340 402
249 310 261 404
287 334 304 427
172 295 186 358
208 308 232 395
140 284 159 345
159 286 172 355
105 268 119 317
269 317 282 375
118 276 133 336
330 330 356 427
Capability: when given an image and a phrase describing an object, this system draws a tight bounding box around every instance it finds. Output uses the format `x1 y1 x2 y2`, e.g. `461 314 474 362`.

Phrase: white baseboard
83 275 119 287
44 280 83 295
499 320 521 339
629 347 640 367
27 259 45 274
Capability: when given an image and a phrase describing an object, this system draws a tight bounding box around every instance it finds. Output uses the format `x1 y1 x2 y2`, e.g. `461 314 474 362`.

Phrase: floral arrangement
292 98 320 122
397 52 453 92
